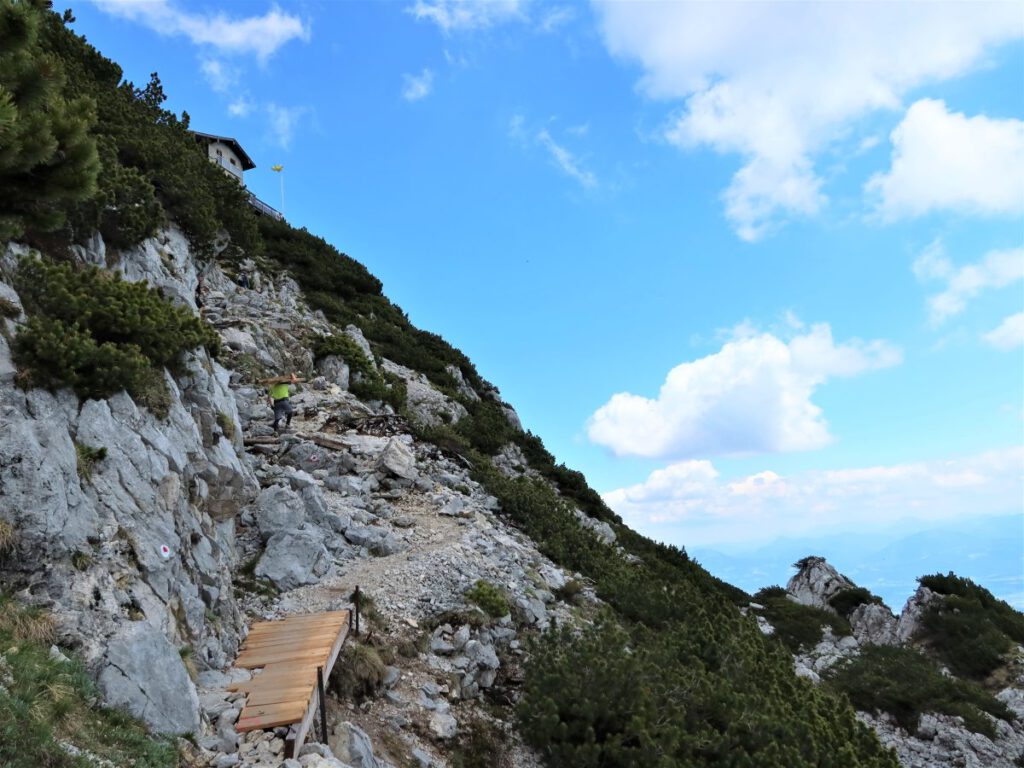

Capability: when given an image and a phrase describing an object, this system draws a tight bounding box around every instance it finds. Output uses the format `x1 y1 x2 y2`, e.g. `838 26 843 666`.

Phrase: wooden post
317 666 328 744
354 585 361 635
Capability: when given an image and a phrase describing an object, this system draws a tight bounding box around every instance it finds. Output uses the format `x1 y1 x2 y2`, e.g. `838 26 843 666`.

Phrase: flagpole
271 164 285 216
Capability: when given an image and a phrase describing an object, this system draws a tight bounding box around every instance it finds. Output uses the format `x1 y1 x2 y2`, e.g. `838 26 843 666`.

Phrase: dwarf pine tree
0 0 99 240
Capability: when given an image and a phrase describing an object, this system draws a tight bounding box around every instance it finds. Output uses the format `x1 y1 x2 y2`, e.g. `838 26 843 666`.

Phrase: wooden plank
237 700 308 723
227 669 321 692
235 649 334 669
237 637 337 656
243 617 347 638
247 610 349 625
240 630 342 648
236 708 307 732
244 686 315 707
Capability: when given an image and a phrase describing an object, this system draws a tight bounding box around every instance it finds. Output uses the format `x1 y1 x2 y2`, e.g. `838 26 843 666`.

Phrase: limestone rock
255 529 330 591
329 721 384 768
785 556 855 610
573 508 616 546
317 355 350 390
96 622 200 734
377 438 417 481
254 484 306 541
850 601 898 646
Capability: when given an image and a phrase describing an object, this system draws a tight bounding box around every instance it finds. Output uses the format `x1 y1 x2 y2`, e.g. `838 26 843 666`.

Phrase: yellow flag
271 164 284 172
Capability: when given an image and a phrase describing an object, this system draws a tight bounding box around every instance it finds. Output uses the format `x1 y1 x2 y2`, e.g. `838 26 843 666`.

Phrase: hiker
195 275 205 312
268 373 299 433
238 270 250 289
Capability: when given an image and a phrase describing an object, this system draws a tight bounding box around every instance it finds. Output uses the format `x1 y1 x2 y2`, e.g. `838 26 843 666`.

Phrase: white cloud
913 242 1024 325
93 0 309 60
984 312 1024 350
538 6 574 34
590 1 1022 240
401 68 435 102
408 0 526 34
604 447 1024 547
199 58 237 93
536 128 597 188
265 103 307 149
587 322 901 459
508 113 526 141
867 99 1024 219
228 97 255 118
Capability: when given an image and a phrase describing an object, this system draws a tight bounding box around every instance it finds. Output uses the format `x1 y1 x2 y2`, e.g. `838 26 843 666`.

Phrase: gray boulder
316 355 350 390
254 485 306 542
255 530 330 591
329 720 382 768
377 438 417 481
96 623 200 734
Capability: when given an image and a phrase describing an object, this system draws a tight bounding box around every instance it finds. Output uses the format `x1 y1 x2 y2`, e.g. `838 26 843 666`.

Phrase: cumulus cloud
537 128 597 188
868 99 1024 219
401 68 435 102
984 312 1024 350
407 0 526 33
93 0 310 60
590 1 1022 240
603 448 1024 547
913 242 1024 325
587 323 901 459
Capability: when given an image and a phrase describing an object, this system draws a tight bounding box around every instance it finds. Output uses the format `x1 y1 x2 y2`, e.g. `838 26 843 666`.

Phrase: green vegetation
827 645 1013 738
216 410 236 441
0 520 15 555
553 578 585 605
459 463 894 765
0 296 19 318
0 0 99 242
0 596 178 768
751 586 851 653
829 587 884 618
916 572 1024 680
465 579 511 619
312 332 374 378
13 257 218 402
74 442 106 482
70 550 93 571
330 641 385 701
451 716 509 768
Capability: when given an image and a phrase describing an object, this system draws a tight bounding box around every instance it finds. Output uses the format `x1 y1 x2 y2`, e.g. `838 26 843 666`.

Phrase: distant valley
691 513 1023 610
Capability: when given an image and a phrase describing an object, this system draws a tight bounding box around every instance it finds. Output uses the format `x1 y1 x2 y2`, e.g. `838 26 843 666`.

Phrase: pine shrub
826 644 1013 738
12 257 218 404
465 580 510 618
917 573 1024 680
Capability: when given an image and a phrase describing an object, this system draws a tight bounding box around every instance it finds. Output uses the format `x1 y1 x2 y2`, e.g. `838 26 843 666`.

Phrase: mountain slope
0 3 901 767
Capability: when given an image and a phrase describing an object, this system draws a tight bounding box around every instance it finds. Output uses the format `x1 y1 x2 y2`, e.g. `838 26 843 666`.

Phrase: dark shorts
272 397 294 425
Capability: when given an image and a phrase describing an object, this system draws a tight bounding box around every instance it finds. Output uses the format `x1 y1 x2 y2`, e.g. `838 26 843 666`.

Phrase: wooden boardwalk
228 610 350 755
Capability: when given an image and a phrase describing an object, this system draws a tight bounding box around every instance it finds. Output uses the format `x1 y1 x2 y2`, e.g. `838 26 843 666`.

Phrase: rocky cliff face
766 557 1024 768
0 227 594 767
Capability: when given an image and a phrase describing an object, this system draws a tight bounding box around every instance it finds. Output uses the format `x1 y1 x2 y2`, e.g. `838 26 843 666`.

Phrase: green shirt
269 382 290 401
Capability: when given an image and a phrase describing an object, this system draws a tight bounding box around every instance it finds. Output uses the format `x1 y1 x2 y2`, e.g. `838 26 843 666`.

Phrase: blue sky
78 1 1023 600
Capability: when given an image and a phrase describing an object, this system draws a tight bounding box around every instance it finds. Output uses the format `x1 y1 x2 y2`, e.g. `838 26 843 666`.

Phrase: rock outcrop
785 555 854 609
766 557 1024 767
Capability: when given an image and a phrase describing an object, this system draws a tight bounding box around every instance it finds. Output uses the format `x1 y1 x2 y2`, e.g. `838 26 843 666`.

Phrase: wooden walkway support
228 610 350 756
